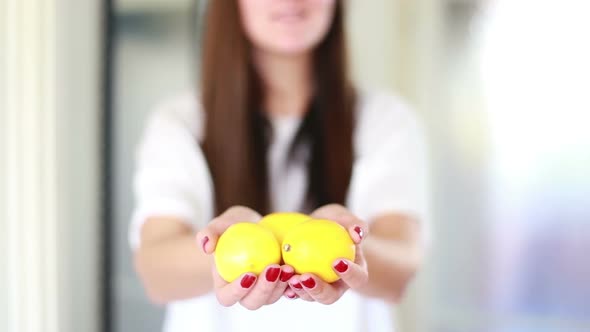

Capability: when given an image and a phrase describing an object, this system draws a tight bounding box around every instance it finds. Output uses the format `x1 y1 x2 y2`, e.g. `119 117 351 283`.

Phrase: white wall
1 2 9 329
55 0 102 330
347 0 399 92
1 0 102 331
346 2 443 332
111 11 194 331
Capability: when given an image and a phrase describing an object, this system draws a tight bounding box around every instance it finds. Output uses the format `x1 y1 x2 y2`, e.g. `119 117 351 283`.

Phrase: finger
298 273 346 305
310 206 368 244
353 243 367 268
288 276 314 302
283 288 298 300
333 259 369 290
222 206 262 222
333 214 368 238
196 206 262 254
310 204 348 219
347 224 367 244
195 217 233 254
214 272 257 307
212 260 229 288
239 265 282 310
267 265 295 304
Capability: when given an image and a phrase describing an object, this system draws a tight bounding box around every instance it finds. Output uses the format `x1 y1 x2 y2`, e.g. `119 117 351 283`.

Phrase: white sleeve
128 105 214 251
347 93 431 244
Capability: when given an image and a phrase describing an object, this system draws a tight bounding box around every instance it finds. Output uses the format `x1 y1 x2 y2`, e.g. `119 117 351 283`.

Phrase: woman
130 1 428 331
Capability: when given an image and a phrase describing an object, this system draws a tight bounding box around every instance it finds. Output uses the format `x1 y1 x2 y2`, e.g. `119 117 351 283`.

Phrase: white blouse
129 89 429 332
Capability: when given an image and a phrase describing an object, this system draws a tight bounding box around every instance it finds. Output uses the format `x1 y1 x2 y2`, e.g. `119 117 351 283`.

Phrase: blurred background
2 0 589 331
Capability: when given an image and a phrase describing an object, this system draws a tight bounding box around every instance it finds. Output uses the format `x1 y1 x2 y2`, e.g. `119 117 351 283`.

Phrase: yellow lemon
282 219 355 283
259 212 311 244
214 222 281 283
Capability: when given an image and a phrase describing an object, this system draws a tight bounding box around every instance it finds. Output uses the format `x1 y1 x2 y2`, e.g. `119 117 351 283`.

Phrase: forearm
357 214 423 302
134 232 213 304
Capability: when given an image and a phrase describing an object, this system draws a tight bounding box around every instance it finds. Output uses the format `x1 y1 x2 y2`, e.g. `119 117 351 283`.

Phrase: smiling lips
272 9 306 23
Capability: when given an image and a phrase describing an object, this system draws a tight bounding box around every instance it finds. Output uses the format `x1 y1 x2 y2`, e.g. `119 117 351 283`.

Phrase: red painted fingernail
301 277 316 289
354 226 364 239
279 270 295 282
286 293 298 299
201 236 209 253
240 275 256 288
265 268 281 282
292 282 303 290
334 260 349 273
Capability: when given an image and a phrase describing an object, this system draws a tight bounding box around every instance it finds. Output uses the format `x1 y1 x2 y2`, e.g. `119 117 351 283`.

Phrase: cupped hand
284 204 369 304
196 206 295 309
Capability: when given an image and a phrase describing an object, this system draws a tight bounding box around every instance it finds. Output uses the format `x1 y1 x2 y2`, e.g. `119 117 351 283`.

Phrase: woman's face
238 0 336 56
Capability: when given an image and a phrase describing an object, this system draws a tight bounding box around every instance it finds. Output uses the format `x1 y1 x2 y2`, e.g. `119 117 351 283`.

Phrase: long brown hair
201 1 355 216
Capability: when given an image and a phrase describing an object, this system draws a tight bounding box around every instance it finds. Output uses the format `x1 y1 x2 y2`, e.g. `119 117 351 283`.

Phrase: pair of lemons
214 213 355 283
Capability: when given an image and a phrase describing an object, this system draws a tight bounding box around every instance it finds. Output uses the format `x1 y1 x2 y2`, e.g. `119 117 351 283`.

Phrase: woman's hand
283 204 369 304
195 206 295 310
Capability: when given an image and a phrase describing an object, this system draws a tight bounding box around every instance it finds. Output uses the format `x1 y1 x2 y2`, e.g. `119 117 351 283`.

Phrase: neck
253 51 313 117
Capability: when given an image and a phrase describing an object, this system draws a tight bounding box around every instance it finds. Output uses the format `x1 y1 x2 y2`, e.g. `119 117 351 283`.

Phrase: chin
267 39 319 57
